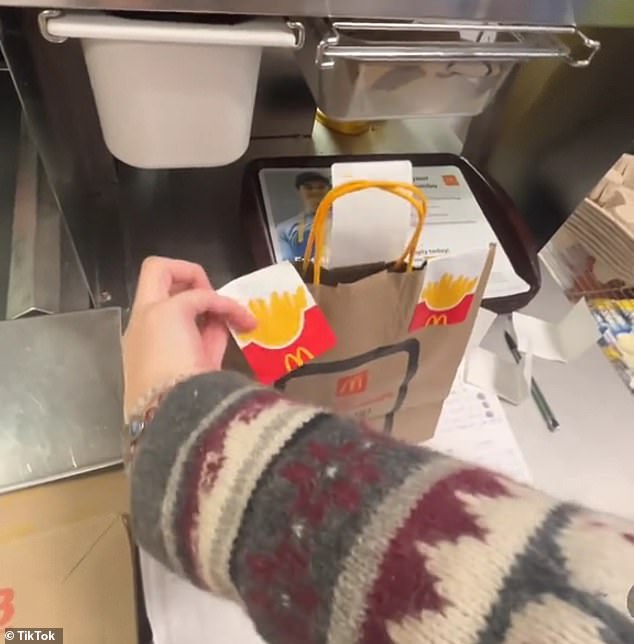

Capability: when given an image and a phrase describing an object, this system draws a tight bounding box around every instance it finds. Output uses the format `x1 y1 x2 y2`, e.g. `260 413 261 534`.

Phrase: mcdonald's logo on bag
424 313 448 326
336 370 369 396
284 346 315 372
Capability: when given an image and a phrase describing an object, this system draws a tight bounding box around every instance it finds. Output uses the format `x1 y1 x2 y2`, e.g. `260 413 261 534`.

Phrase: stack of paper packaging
564 154 634 285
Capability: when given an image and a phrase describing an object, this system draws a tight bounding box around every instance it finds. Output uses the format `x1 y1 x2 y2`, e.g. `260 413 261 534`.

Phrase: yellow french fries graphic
238 286 308 348
422 273 478 310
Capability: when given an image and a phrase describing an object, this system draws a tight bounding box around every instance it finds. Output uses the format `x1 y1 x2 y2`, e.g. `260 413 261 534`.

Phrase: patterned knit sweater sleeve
130 371 634 644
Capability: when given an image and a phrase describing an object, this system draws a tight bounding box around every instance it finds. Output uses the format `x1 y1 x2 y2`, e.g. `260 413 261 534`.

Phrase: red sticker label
0 587 15 627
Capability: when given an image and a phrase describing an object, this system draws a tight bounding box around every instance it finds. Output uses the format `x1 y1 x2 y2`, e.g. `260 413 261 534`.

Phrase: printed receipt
411 166 530 299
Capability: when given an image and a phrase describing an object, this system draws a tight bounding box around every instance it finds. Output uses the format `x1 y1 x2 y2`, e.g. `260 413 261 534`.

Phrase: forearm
131 372 634 644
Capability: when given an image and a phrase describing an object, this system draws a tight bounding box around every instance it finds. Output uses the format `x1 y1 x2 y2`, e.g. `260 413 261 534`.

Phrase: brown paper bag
226 180 493 443
274 248 494 443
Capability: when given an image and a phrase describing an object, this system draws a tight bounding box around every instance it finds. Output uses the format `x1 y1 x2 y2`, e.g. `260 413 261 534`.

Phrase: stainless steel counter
0 308 123 494
0 0 633 26
0 73 21 320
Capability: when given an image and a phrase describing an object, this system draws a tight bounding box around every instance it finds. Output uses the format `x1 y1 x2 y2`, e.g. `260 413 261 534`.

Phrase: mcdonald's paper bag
273 246 495 443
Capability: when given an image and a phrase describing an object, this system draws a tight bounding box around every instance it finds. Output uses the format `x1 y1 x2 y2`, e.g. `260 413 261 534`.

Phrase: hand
122 257 256 419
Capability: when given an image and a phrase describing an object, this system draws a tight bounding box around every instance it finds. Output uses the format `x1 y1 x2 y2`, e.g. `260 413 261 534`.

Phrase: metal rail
1 0 634 27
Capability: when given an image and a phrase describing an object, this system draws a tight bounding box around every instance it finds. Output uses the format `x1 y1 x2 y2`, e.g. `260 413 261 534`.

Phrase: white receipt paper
428 368 532 484
513 299 599 362
432 307 531 482
140 550 264 644
328 160 413 268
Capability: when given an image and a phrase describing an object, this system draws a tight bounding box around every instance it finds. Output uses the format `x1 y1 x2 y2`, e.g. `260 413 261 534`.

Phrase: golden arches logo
284 346 314 372
424 313 448 326
421 273 478 310
336 371 368 396
238 286 308 348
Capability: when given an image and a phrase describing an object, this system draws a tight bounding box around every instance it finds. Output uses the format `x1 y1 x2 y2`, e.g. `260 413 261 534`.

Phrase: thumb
168 288 257 332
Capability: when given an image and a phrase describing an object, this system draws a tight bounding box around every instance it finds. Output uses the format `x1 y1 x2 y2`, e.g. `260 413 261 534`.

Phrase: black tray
240 153 540 314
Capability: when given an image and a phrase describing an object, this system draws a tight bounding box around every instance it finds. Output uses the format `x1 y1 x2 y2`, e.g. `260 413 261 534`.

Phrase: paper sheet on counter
513 299 599 362
140 550 264 644
429 365 532 484
429 306 530 483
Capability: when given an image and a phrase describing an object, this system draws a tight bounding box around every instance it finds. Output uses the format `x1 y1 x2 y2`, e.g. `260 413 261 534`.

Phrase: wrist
123 376 187 468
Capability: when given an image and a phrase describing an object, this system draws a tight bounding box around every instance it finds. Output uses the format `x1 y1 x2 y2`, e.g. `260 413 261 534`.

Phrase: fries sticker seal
409 248 490 331
219 262 337 384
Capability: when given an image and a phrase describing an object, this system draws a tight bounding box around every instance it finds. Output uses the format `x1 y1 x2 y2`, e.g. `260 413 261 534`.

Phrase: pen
503 331 560 432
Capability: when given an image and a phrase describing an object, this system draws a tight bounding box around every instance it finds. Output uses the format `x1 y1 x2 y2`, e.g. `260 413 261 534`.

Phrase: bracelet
123 376 187 465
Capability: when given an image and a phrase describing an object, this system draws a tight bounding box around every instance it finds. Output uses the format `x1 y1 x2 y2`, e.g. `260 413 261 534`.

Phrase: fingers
215 295 259 333
135 256 212 306
169 288 257 333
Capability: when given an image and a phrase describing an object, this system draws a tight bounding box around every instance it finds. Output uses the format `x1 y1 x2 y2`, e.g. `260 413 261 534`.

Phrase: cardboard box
0 469 137 643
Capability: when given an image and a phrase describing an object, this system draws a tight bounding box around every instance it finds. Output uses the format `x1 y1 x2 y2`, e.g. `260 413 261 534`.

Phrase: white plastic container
39 12 304 168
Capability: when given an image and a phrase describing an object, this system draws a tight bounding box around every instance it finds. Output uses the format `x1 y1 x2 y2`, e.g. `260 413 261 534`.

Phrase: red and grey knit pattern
131 372 634 644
